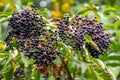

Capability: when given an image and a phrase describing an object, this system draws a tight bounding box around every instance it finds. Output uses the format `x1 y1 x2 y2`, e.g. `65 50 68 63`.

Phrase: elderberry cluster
57 16 110 58
6 6 60 66
13 67 25 80
57 16 75 46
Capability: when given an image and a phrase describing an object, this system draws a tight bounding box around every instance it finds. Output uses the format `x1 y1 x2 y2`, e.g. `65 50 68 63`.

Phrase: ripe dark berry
12 67 25 80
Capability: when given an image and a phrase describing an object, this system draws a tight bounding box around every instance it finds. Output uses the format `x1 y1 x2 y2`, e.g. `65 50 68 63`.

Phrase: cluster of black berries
6 6 60 66
13 67 25 80
57 16 75 46
57 16 110 58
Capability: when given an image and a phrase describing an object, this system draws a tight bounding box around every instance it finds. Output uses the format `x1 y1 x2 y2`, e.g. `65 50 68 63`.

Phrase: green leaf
83 45 90 62
104 7 117 13
54 55 62 66
110 40 120 52
84 67 99 80
12 38 20 49
58 42 71 57
1 49 18 74
1 63 11 74
0 22 10 41
21 53 31 67
100 54 109 61
80 62 91 73
105 60 120 67
116 31 120 41
100 67 116 80
0 12 11 17
33 68 40 80
0 15 11 23
68 58 77 73
108 53 120 61
93 59 106 70
40 74 46 80
83 10 92 17
84 34 92 42
108 14 117 19
98 12 109 25
77 7 87 14
109 67 120 77
48 75 55 80
0 52 9 57
25 65 32 80
5 68 14 80
114 20 120 30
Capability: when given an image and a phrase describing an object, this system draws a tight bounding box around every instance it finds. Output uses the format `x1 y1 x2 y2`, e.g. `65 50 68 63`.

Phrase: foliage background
0 0 120 80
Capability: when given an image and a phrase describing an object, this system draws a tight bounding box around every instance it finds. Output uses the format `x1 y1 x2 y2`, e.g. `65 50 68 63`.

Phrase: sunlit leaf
114 20 120 30
104 7 117 13
77 7 87 14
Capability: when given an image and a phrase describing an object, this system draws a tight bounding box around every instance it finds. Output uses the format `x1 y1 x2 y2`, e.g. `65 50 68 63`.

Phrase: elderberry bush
6 6 60 66
57 16 110 58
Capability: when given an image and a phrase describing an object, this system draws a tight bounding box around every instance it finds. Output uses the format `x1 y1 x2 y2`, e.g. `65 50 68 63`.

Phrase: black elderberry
57 15 110 58
6 6 60 66
13 67 25 80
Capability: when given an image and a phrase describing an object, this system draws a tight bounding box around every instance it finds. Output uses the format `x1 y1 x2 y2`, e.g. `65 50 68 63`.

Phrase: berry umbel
57 16 110 58
6 6 60 66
